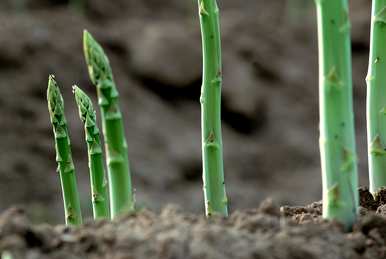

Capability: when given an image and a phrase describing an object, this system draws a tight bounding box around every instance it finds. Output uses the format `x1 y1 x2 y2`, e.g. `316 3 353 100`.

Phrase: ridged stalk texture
315 0 359 229
73 86 109 219
198 0 228 217
367 0 386 194
47 75 82 225
83 31 134 218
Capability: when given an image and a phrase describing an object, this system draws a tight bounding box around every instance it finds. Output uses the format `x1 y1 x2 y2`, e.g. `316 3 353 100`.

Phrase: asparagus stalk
315 0 358 228
83 31 134 218
198 0 228 217
73 85 109 219
367 0 386 194
47 75 83 225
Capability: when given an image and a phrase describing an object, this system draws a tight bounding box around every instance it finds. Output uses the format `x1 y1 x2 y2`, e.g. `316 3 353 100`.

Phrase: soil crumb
1 190 386 259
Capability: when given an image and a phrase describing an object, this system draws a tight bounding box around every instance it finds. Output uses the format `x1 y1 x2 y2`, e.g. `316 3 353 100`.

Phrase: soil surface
0 188 385 259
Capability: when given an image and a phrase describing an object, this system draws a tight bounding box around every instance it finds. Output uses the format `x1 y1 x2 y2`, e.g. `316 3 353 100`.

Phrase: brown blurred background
0 0 371 223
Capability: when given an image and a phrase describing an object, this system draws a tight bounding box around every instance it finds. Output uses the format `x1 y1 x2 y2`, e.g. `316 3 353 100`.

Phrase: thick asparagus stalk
73 86 109 219
83 31 134 218
198 0 228 217
315 0 359 228
47 75 83 225
367 0 386 194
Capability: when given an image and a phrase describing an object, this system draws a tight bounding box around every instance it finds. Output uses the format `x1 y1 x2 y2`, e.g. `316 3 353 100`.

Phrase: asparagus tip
47 74 57 94
83 29 93 51
73 85 87 104
72 84 79 93
83 29 112 86
47 75 63 118
73 85 95 126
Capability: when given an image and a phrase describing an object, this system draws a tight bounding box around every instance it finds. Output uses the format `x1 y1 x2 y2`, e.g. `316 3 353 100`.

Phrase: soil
0 188 385 259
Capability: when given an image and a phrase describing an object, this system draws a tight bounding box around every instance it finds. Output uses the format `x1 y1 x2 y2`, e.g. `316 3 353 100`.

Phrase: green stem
367 0 386 194
73 86 109 219
198 0 228 217
83 31 134 218
47 75 82 225
315 0 358 229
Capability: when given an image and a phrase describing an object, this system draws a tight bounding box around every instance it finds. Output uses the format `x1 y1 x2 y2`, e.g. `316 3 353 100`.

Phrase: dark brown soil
0 189 385 259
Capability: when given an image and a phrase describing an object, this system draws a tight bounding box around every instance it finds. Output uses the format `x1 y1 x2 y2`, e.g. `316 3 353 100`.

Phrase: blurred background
0 0 371 223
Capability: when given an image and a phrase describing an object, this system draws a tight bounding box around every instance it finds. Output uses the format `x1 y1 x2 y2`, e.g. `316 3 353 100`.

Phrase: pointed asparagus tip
47 74 61 105
72 84 79 94
73 84 84 102
83 30 91 50
83 29 112 86
83 29 95 64
73 85 82 106
83 29 91 42
47 74 56 94
73 85 88 107
47 75 65 124
73 85 95 125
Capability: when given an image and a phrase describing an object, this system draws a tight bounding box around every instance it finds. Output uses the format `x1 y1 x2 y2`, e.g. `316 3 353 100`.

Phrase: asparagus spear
47 75 83 225
367 0 386 194
314 0 358 228
198 0 228 217
73 85 109 219
83 31 134 218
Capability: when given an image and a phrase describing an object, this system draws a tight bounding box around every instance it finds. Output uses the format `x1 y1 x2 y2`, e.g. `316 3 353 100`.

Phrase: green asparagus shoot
73 85 109 219
367 0 386 194
47 75 83 225
314 0 359 229
198 0 228 217
83 30 134 218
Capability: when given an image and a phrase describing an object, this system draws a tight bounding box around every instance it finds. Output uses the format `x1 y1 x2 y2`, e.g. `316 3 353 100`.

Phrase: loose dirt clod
359 187 378 211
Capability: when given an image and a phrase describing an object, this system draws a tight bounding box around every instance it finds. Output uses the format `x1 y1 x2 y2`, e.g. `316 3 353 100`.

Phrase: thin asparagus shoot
73 85 109 219
83 30 134 218
47 75 83 225
198 0 228 217
315 0 359 229
367 0 386 194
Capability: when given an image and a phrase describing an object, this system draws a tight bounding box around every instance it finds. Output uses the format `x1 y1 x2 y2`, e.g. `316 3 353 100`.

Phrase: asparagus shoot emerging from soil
367 0 386 194
73 85 109 219
315 0 359 228
198 0 228 217
83 30 134 218
47 75 83 225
